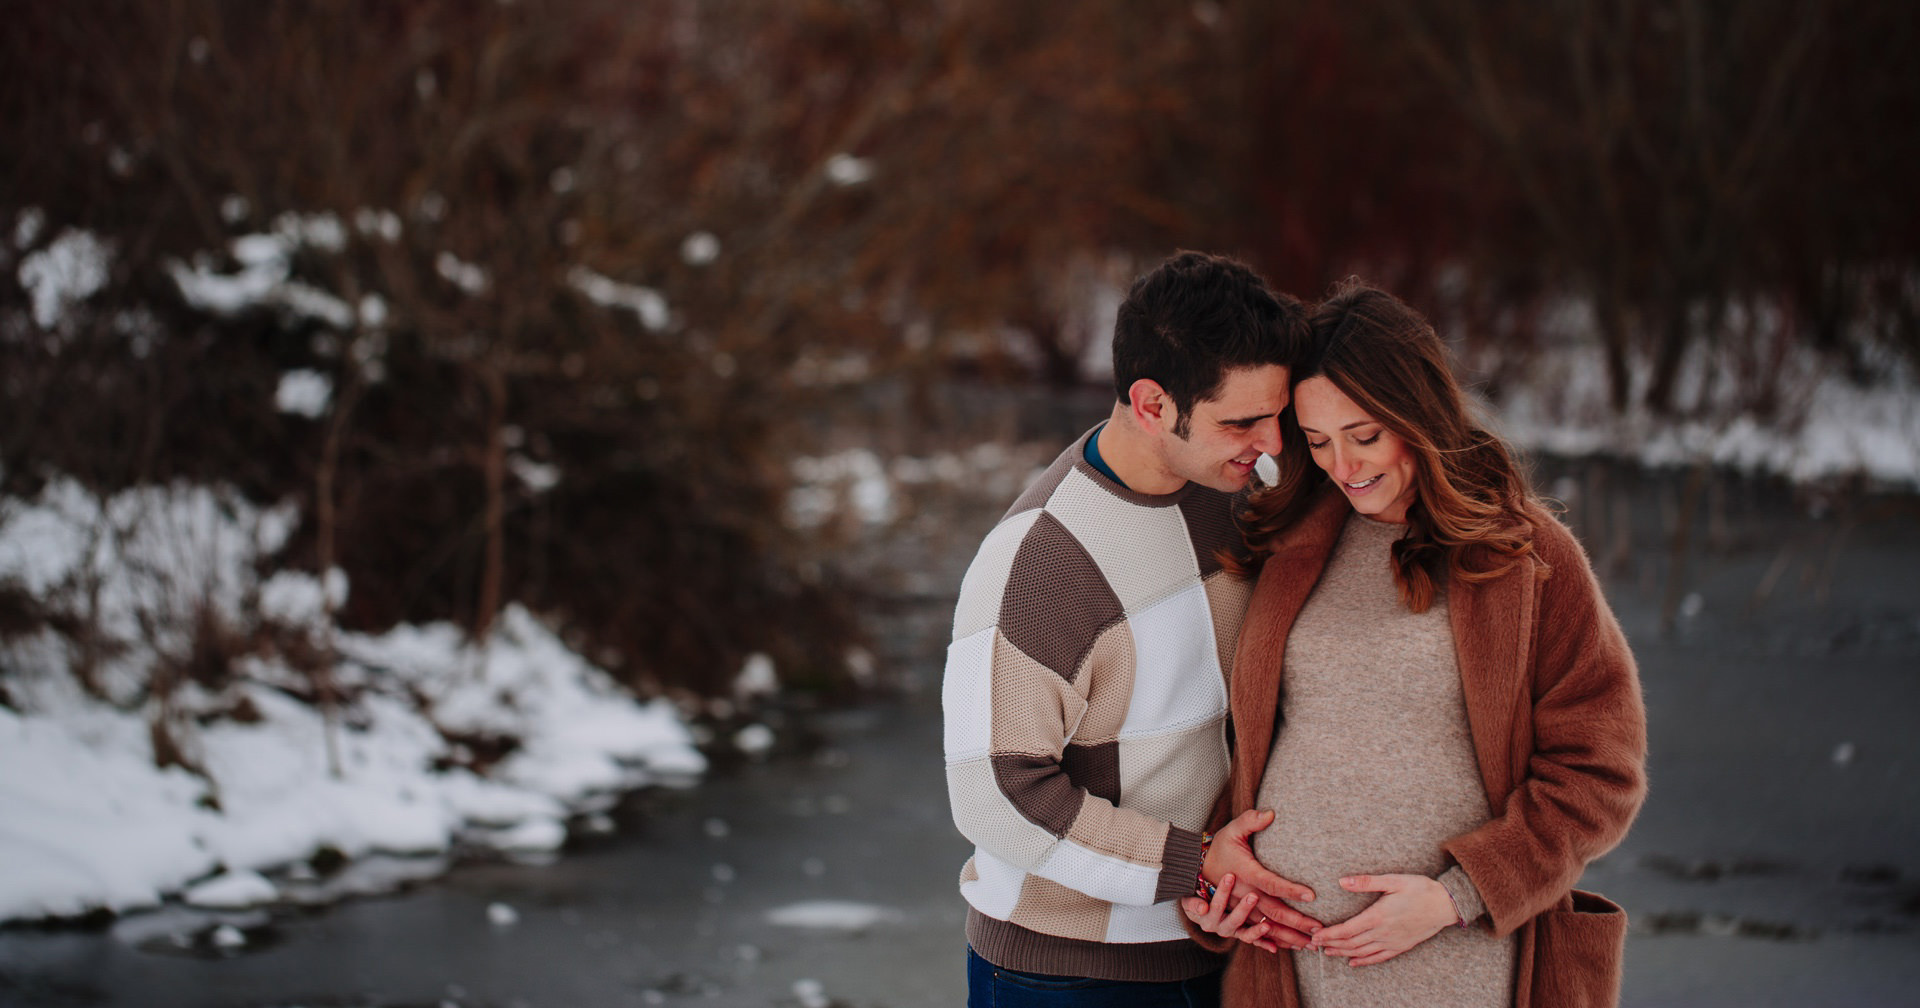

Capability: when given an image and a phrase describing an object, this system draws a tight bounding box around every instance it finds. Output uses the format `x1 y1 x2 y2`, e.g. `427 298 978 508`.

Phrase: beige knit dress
1251 514 1517 1007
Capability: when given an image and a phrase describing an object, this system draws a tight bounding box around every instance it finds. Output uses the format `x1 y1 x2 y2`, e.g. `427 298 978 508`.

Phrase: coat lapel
1233 490 1348 809
1449 548 1539 811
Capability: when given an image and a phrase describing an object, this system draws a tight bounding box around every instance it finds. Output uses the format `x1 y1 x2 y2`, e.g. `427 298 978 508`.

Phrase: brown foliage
3 1 882 697
2 0 1916 701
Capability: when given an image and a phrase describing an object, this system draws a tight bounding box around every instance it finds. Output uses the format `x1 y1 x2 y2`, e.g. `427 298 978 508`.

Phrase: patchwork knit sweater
943 426 1254 981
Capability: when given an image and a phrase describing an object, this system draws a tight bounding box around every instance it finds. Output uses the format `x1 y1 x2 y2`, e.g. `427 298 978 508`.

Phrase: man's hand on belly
1200 808 1326 949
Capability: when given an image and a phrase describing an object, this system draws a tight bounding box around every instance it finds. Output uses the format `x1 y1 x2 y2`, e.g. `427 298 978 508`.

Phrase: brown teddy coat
1210 489 1648 1007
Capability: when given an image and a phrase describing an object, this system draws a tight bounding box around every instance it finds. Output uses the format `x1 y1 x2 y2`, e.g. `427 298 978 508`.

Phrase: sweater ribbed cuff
1437 864 1487 926
1155 826 1208 904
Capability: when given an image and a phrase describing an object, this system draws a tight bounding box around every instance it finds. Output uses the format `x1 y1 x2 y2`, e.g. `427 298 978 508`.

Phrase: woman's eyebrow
1297 420 1376 434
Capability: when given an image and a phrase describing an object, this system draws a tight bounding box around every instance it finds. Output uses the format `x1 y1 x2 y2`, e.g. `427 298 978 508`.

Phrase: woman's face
1292 376 1419 524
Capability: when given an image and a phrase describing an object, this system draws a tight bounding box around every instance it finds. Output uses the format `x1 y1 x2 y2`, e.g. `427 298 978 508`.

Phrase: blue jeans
966 947 1221 1007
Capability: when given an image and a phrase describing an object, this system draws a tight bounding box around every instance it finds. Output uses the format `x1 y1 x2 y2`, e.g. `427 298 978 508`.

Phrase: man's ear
1128 378 1175 432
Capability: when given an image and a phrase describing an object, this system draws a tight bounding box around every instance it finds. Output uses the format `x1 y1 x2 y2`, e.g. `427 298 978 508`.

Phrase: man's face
1156 364 1289 493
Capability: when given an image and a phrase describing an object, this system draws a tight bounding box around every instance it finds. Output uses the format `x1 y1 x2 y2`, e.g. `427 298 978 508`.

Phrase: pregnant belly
1250 748 1490 925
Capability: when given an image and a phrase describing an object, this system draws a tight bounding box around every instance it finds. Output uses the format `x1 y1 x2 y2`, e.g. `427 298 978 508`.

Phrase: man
944 251 1320 1006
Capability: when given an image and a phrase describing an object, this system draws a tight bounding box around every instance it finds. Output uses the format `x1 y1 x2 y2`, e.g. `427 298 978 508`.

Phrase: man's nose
1252 417 1283 456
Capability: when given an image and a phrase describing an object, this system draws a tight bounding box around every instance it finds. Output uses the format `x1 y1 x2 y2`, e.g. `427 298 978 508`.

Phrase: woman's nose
1329 445 1357 480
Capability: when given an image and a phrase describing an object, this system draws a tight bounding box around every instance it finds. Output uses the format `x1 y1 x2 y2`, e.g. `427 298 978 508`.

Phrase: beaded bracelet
1194 831 1217 900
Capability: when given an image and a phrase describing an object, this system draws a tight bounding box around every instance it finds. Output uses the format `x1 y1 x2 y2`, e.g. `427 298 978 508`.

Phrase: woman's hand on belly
1309 873 1459 966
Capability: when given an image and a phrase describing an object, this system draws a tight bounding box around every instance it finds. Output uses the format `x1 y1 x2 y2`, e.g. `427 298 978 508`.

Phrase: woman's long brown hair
1242 280 1542 611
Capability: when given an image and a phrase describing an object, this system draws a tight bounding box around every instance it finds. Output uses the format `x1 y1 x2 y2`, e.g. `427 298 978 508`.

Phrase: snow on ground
787 442 1054 531
765 899 903 932
0 436 1095 930
791 334 1920 543
1468 301 1920 490
0 480 706 925
1493 351 1920 488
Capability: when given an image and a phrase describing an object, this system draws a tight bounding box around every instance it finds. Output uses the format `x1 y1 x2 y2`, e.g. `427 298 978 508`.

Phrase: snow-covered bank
1496 354 1920 489
1465 302 1920 490
0 481 705 925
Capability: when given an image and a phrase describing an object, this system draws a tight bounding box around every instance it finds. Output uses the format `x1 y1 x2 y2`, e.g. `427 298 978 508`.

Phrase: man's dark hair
1111 251 1309 438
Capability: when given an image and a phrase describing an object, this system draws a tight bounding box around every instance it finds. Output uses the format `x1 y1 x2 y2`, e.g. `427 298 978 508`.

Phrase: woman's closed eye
1307 432 1380 450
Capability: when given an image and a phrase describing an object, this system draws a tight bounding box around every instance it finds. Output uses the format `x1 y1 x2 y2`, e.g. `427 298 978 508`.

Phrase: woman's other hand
1181 873 1282 953
1310 873 1458 966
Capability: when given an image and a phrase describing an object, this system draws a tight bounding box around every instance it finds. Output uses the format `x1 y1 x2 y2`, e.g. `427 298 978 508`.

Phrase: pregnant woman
1186 281 1647 1007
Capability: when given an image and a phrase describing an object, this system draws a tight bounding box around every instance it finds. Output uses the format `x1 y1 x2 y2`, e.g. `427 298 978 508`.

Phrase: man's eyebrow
1217 411 1278 427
